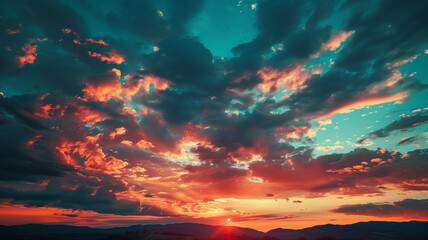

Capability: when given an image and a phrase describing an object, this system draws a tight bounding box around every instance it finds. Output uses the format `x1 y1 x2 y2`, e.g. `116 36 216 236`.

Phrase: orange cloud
34 104 64 119
321 31 354 52
390 55 418 68
16 43 37 67
88 50 125 64
0 203 173 228
136 139 155 149
82 68 123 102
109 127 127 139
87 38 109 46
74 106 110 125
277 125 318 139
120 139 155 149
6 29 20 35
142 75 170 92
82 69 151 103
56 133 128 174
314 92 408 120
257 65 311 92
62 28 72 34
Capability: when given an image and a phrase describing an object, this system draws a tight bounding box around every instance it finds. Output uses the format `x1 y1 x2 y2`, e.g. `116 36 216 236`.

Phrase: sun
227 218 231 222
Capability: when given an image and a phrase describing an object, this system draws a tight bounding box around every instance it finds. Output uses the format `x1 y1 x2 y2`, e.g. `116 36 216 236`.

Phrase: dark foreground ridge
0 221 427 240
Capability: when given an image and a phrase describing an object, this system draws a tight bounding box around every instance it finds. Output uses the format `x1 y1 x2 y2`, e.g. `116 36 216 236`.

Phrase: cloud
82 68 123 102
0 124 71 181
359 113 428 142
104 0 203 42
315 146 345 151
143 37 216 88
88 50 125 64
396 136 423 146
249 148 428 194
277 0 428 120
0 0 113 95
332 198 428 219
1 0 428 220
0 180 171 216
16 43 38 67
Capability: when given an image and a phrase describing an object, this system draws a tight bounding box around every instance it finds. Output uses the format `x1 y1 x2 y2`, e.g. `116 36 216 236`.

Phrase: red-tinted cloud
331 198 428 220
88 50 125 64
16 43 37 67
82 68 123 102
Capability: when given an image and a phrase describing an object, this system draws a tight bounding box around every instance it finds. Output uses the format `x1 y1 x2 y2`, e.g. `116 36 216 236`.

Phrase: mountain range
1 221 427 240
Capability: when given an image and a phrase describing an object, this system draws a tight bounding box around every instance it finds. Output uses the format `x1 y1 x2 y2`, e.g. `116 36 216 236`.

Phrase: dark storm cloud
0 0 89 42
139 0 428 130
197 98 298 156
332 198 428 218
0 94 48 130
23 0 90 38
337 0 428 72
0 94 73 182
143 90 217 124
229 0 338 79
225 0 309 83
279 0 428 119
143 37 216 88
267 25 333 68
105 0 170 42
273 0 426 117
0 179 170 216
139 37 233 124
233 0 305 55
105 0 204 42
0 0 112 95
165 0 204 37
0 124 70 182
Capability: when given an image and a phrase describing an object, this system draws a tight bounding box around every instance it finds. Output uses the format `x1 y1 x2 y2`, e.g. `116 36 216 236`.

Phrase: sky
0 0 427 232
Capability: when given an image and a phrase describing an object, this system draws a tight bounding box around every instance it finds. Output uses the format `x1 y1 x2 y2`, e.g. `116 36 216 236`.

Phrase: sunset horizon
0 0 427 238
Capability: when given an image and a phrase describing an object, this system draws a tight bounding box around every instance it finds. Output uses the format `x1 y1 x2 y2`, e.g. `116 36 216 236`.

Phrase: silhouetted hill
0 221 427 240
267 221 428 240
0 222 265 240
